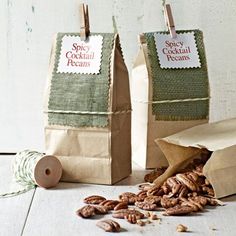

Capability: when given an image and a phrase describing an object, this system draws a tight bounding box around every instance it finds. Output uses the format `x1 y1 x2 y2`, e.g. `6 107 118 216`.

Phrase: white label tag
154 32 201 69
57 35 103 74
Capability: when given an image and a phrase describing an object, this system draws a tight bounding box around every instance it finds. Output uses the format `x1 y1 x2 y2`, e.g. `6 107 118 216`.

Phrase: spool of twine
0 150 62 198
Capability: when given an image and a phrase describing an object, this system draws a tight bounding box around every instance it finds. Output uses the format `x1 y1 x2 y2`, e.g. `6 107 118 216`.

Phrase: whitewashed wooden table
1 155 236 236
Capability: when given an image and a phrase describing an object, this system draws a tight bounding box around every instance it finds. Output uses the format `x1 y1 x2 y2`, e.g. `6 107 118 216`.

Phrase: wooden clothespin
164 4 177 39
80 3 90 41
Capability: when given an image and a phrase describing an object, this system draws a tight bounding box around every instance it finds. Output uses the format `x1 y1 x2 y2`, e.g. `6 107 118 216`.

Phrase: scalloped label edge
56 35 103 75
154 31 201 69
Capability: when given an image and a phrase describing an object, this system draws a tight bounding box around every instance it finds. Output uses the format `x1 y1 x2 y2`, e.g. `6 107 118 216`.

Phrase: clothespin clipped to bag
80 3 90 41
164 4 177 39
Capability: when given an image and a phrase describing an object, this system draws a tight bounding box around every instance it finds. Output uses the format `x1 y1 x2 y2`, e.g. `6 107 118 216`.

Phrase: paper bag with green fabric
154 118 236 198
43 6 131 184
132 29 209 169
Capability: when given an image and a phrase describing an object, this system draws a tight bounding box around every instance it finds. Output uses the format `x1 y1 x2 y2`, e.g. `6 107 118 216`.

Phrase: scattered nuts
77 154 223 233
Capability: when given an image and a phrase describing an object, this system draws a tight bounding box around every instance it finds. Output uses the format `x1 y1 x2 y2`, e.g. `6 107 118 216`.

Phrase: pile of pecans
76 156 223 232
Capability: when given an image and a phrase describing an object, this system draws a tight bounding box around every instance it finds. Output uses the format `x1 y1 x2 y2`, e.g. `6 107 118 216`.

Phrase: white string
44 109 132 115
133 97 209 104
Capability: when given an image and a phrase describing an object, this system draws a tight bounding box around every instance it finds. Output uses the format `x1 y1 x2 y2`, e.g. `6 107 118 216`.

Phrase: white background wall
1 0 236 152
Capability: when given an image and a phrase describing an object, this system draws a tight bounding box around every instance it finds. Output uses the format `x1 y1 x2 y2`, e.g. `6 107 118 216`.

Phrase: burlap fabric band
144 30 209 121
47 33 115 127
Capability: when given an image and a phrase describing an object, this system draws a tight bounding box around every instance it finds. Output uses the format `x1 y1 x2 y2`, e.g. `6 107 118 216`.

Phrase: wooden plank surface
1 156 235 236
0 156 35 236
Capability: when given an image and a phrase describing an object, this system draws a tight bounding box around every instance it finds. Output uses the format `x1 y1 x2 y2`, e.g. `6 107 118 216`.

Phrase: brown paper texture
132 36 207 169
44 34 131 184
155 118 236 198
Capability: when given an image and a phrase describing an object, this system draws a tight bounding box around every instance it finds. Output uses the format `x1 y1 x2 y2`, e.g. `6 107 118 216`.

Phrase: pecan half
144 167 167 183
76 205 96 218
205 178 211 186
165 205 194 216
150 213 159 220
161 197 179 208
99 200 120 210
187 172 199 182
96 219 120 232
119 192 138 205
144 195 161 205
176 224 188 232
161 182 170 194
178 186 188 198
188 198 204 211
176 174 198 192
206 197 223 206
112 209 144 219
189 196 208 206
137 220 145 226
201 186 214 196
114 202 128 211
147 186 164 196
83 195 106 204
135 201 158 211
180 198 202 212
193 164 204 176
137 190 148 201
138 183 153 191
125 214 138 224
93 205 109 214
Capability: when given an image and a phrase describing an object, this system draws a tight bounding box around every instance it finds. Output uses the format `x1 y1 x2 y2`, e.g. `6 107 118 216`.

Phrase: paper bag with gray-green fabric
154 118 236 198
44 33 131 184
132 30 209 169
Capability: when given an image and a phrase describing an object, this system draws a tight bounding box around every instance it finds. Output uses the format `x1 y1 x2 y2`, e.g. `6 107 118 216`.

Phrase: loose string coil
0 150 62 198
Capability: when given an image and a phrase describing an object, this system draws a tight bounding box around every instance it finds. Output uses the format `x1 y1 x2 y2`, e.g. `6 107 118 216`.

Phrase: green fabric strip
144 30 209 121
48 33 115 127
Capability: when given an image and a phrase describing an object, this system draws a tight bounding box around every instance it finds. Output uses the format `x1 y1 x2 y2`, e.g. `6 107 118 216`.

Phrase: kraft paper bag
44 33 131 184
132 30 209 169
154 118 236 198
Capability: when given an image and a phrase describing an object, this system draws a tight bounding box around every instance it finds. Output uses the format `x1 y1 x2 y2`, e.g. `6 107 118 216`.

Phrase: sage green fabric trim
144 30 209 121
48 33 115 127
